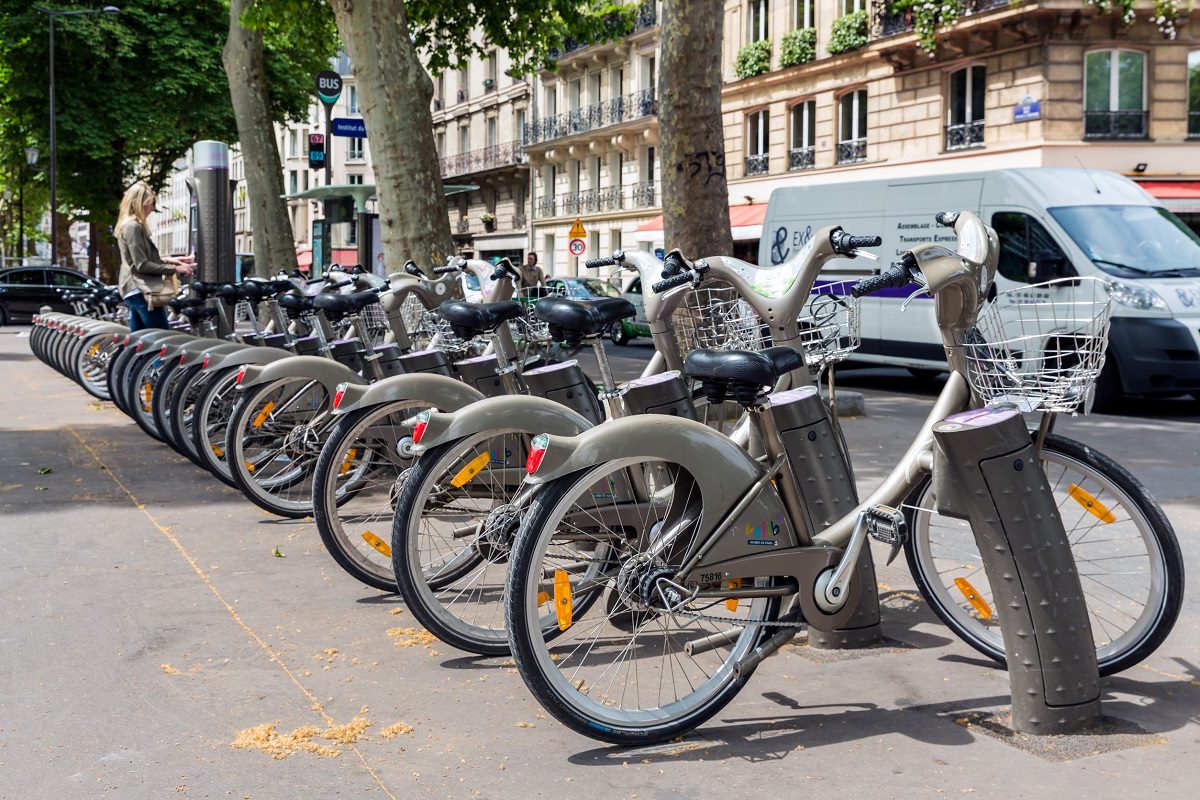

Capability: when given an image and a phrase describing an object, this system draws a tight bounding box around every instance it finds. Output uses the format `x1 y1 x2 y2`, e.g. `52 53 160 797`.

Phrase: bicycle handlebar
651 272 694 294
851 263 911 298
432 265 460 275
935 211 959 228
403 261 423 277
830 228 883 255
328 278 354 290
585 257 616 269
660 250 690 279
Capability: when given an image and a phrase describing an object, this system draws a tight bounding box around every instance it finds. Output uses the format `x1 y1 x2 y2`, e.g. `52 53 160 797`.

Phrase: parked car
0 267 103 325
612 275 651 345
541 277 632 342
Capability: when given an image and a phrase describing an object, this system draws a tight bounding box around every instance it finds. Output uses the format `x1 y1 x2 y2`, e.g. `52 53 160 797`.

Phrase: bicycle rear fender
177 340 243 368
526 415 794 548
333 373 484 416
201 345 291 373
237 355 364 393
413 395 593 454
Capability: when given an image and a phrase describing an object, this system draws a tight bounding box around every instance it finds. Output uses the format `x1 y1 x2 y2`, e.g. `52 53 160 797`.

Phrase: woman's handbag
145 273 180 310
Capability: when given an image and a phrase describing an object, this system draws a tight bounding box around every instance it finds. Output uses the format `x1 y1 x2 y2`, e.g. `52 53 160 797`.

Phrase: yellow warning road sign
568 218 587 238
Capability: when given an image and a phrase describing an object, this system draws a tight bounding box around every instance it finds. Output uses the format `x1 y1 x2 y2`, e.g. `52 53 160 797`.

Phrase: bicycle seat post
487 327 523 395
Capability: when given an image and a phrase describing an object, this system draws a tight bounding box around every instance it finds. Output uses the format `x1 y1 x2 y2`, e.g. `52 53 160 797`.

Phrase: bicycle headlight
1108 280 1168 312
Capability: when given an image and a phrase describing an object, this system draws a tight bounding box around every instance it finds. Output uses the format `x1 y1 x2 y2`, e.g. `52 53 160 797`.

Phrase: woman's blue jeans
124 293 169 332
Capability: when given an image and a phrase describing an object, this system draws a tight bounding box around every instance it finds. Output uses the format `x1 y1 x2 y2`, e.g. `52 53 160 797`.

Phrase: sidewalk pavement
1 327 1197 799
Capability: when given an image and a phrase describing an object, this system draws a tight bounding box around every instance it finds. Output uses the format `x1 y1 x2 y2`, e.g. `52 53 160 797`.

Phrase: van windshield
1048 205 1200 277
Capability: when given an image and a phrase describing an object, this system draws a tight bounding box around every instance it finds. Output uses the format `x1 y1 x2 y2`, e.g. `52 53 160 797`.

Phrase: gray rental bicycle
502 211 1183 745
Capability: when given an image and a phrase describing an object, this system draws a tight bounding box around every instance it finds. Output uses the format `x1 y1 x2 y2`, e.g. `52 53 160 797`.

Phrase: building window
486 51 498 90
436 73 445 107
458 126 469 155
302 171 309 191
840 0 865 13
946 65 986 151
516 109 527 144
746 108 770 175
436 132 445 159
289 170 298 195
544 234 556 275
487 117 498 148
794 0 814 28
348 85 359 115
789 100 815 170
348 137 365 160
837 89 867 163
348 174 364 185
288 130 298 158
748 0 769 42
1084 49 1147 139
1188 50 1199 139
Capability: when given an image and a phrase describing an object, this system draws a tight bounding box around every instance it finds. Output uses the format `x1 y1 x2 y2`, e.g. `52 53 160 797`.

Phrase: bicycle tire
904 432 1183 676
191 366 242 487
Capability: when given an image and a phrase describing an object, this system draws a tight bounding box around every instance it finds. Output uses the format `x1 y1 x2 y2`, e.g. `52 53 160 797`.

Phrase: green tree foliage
243 0 340 119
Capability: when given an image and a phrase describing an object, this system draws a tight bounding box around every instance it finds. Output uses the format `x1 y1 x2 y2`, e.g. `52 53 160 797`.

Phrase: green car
610 276 651 345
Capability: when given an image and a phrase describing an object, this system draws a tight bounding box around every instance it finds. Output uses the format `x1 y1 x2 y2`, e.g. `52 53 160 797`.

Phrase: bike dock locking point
931 406 1101 734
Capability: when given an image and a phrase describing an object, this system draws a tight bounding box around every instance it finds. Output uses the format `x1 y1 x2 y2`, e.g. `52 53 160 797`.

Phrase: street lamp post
21 147 38 260
35 5 119 267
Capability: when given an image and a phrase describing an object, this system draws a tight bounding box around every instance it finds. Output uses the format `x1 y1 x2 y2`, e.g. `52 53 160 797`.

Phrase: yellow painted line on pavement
67 427 398 800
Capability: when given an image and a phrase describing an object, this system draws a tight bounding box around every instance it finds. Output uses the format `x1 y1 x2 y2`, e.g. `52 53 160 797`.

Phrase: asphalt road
2 328 1198 799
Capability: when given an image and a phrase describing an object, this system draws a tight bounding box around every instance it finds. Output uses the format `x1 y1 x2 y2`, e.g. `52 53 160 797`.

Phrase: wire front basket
797 281 861 370
672 279 862 370
963 277 1113 414
513 284 568 346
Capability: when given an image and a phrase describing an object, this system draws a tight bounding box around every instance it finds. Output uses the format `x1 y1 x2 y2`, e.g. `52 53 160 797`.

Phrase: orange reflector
954 578 992 620
450 451 491 488
142 385 153 409
1068 484 1116 524
88 343 101 357
361 531 391 558
537 591 551 607
211 445 225 459
553 570 573 631
725 579 741 613
251 401 275 428
339 448 359 476
245 461 256 474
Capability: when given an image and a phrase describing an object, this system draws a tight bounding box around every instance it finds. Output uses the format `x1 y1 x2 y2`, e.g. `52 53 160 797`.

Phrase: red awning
635 203 767 233
1138 181 1200 200
296 249 313 267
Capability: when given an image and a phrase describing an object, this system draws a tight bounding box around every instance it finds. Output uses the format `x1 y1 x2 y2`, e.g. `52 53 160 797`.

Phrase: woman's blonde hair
116 182 156 235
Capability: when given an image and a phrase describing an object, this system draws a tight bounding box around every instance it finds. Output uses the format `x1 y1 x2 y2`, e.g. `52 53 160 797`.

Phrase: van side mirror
1030 250 1069 282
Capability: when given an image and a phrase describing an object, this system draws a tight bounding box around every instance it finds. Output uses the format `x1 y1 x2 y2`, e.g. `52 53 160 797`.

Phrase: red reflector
332 384 347 410
123 335 131 346
160 345 168 357
236 366 248 384
179 353 187 365
526 433 550 474
135 343 143 353
202 355 210 369
412 410 431 443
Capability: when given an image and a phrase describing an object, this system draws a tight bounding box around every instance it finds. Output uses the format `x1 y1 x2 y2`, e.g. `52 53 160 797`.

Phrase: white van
760 168 1200 403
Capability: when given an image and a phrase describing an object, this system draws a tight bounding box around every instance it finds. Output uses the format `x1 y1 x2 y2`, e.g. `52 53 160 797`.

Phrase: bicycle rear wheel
904 432 1183 675
227 377 336 518
506 457 782 745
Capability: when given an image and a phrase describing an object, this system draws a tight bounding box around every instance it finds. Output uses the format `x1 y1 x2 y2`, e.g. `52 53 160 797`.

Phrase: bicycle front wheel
506 457 782 746
905 432 1183 675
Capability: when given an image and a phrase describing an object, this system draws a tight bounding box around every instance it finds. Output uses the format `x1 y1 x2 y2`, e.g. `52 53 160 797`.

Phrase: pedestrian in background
520 251 545 289
116 183 193 331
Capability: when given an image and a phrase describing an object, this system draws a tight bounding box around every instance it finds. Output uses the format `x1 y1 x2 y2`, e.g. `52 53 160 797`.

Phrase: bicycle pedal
865 504 907 566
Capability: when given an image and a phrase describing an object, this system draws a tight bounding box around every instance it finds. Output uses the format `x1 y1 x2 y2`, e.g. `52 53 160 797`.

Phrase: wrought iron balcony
511 213 528 229
871 0 1013 40
745 153 770 176
455 218 471 234
440 141 526 178
837 138 867 164
599 185 624 211
1083 111 1148 140
535 196 557 218
631 181 656 208
1187 111 1199 140
945 120 985 151
788 146 815 170
561 189 600 216
523 88 658 145
547 2 658 59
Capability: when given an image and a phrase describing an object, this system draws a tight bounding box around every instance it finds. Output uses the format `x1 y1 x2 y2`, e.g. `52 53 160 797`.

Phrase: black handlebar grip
935 211 960 228
830 228 883 254
660 251 690 279
851 265 908 298
433 265 459 275
585 257 617 269
328 278 354 290
847 234 882 248
651 272 694 294
403 261 422 277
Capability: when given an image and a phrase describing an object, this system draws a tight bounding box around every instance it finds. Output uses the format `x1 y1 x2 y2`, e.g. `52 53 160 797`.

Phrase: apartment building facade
719 0 1200 257
525 2 664 277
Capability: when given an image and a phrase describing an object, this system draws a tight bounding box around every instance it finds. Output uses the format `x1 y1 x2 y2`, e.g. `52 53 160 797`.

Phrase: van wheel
609 323 632 346
907 368 942 381
1091 359 1122 412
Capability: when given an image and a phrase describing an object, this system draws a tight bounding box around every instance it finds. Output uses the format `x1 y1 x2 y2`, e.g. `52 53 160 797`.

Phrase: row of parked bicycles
30 210 1183 745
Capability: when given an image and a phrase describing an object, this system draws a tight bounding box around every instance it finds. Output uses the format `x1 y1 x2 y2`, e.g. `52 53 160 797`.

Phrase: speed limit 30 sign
569 238 587 257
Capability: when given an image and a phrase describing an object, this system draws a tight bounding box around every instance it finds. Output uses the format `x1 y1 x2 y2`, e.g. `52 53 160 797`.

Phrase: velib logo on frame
745 517 782 547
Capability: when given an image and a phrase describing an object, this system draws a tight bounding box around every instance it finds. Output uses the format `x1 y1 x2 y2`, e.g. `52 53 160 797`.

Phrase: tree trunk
55 212 75 269
328 0 455 280
97 230 119 285
658 0 732 258
88 220 100 278
223 0 297 276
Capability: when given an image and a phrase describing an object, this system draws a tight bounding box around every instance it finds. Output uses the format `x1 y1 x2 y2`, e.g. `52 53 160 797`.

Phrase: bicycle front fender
237 355 364 393
414 395 593 453
332 372 484 416
177 340 243 368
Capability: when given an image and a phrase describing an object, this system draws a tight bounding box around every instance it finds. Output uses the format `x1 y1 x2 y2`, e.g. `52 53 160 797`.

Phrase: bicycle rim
509 458 775 735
